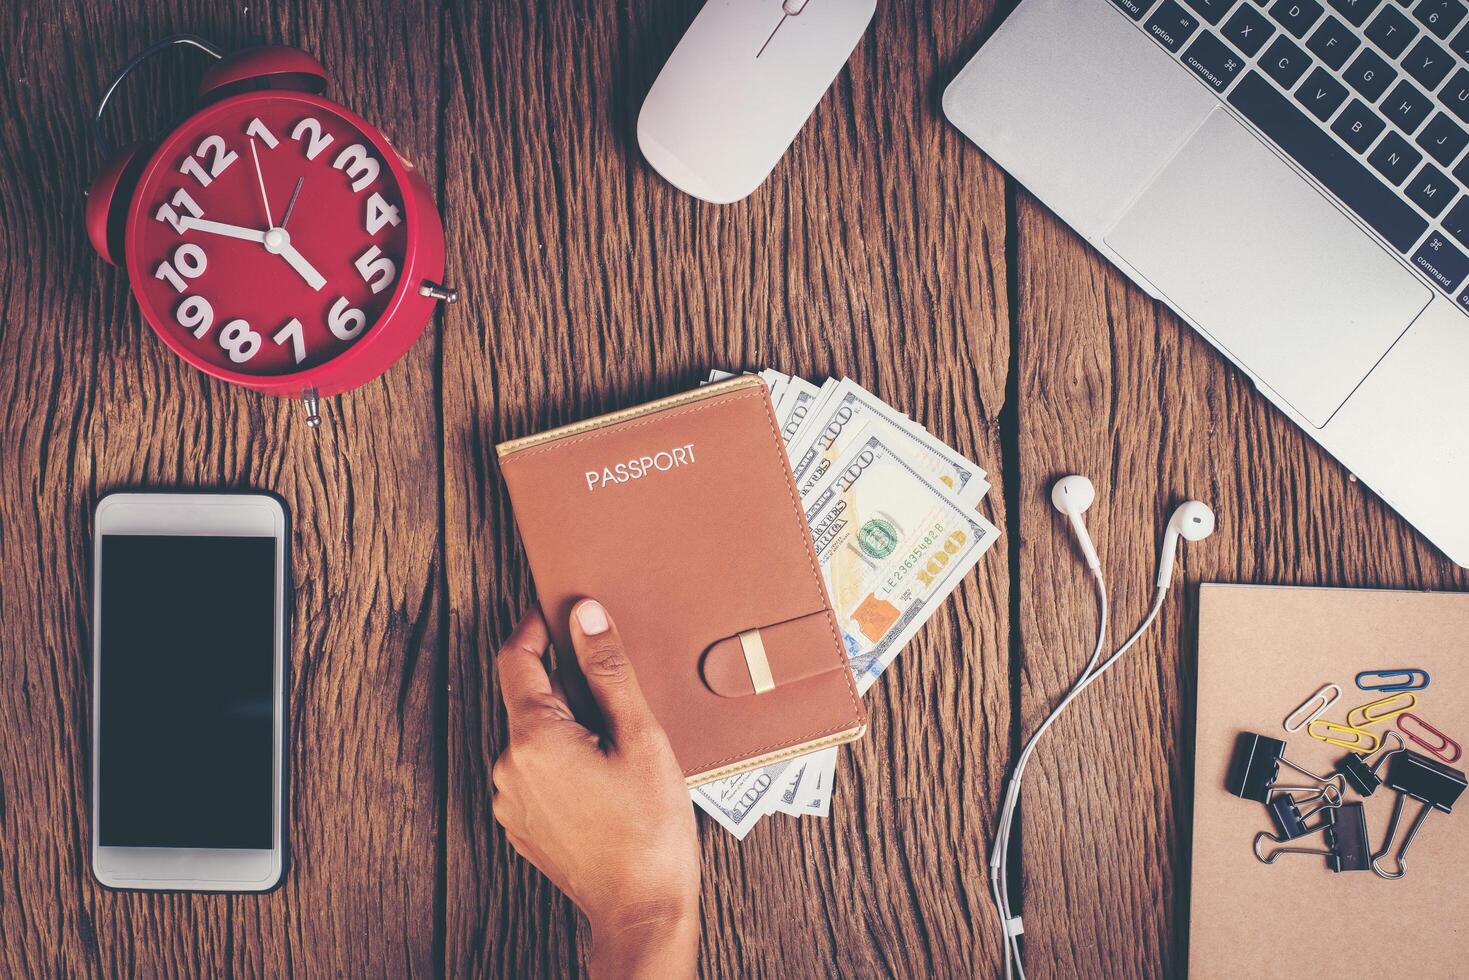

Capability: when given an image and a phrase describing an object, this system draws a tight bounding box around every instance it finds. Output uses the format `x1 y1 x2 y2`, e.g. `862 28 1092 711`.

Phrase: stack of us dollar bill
690 369 1000 839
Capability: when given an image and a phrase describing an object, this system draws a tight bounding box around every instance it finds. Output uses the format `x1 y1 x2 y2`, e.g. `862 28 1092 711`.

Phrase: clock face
128 93 411 377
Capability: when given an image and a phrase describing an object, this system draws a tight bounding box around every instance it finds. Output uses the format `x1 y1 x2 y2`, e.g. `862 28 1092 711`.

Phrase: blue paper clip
1355 669 1430 693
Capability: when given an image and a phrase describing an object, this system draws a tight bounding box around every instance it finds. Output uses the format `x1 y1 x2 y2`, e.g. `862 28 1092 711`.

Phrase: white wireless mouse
637 0 877 204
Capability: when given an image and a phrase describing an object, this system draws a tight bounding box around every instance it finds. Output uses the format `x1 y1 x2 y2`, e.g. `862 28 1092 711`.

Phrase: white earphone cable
990 576 1171 978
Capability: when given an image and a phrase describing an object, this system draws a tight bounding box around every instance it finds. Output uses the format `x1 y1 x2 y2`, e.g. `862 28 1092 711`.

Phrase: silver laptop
944 0 1469 566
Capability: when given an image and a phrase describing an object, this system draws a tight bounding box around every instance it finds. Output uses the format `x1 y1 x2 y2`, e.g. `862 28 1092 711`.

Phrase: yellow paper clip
1308 719 1380 753
1345 692 1417 730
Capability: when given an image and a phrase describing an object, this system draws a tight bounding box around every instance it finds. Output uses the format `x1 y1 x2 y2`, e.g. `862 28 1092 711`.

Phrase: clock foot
302 388 322 429
419 280 459 304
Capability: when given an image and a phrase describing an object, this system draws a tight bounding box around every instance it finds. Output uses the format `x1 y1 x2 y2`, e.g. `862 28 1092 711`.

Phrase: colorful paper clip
1283 683 1341 734
1255 801 1372 872
1335 731 1405 796
1355 669 1430 693
1398 712 1462 765
1227 732 1344 803
1346 691 1417 730
1371 750 1467 880
1308 719 1380 753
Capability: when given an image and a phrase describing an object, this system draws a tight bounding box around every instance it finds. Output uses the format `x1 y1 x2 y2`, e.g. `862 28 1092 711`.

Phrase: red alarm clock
87 36 456 426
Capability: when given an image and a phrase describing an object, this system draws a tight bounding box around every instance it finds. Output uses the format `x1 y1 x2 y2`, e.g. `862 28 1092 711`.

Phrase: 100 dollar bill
805 427 998 694
691 761 792 840
789 379 988 508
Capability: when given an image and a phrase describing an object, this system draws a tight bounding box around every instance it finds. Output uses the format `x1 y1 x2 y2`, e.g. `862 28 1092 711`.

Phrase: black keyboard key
1183 0 1236 23
1328 0 1383 27
1184 31 1247 89
1147 0 1202 50
1405 161 1458 213
1441 195 1469 243
1366 4 1420 55
1414 0 1467 39
1416 112 1469 163
1296 66 1351 117
1224 3 1277 52
1439 68 1469 121
1383 80 1434 132
1412 231 1469 290
1228 71 1429 249
1453 150 1469 183
1344 48 1398 100
1451 22 1469 58
1334 97 1389 149
1270 0 1325 34
1306 15 1363 66
1368 130 1424 182
1402 36 1455 90
1113 0 1161 18
1262 35 1313 86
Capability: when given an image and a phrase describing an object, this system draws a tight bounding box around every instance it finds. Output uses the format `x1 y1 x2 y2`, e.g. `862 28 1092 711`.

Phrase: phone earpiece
1156 500 1215 589
1051 474 1100 572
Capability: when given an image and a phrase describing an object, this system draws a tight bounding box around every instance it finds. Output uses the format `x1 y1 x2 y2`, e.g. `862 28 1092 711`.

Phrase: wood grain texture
0 2 443 977
4 0 1467 977
437 0 1012 976
1010 192 1469 979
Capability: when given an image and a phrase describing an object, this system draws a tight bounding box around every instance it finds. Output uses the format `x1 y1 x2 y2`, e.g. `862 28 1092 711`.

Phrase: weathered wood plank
439 0 1013 975
0 2 444 976
1010 190 1469 979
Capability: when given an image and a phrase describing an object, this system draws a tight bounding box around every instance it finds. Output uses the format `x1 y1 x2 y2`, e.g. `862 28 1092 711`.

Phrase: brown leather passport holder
496 376 867 786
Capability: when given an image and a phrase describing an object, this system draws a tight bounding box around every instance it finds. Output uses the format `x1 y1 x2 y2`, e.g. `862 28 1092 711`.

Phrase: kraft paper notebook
1191 584 1467 979
496 376 867 786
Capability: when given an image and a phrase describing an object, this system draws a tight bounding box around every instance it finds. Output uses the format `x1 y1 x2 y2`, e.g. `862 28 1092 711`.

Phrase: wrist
588 897 700 980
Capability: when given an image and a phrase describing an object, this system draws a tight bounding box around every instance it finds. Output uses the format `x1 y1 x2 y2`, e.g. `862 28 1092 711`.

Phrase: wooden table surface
4 1 1467 977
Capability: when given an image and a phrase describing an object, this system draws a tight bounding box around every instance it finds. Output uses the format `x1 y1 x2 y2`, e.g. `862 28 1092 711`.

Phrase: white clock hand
250 138 276 228
278 244 326 291
178 216 268 243
262 228 326 291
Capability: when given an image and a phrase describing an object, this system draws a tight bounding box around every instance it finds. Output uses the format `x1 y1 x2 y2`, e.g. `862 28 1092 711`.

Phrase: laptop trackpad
1105 109 1429 428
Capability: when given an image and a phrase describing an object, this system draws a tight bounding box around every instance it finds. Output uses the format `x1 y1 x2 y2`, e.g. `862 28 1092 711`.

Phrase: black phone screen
98 534 277 849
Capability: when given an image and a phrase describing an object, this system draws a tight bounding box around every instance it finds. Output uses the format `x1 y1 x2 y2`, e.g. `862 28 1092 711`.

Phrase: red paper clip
1397 712 1462 764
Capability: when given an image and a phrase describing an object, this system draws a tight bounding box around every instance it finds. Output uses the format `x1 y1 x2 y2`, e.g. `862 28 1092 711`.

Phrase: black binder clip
1266 783 1343 840
1335 731 1406 797
1227 732 1344 803
1254 801 1373 872
1370 749 1467 880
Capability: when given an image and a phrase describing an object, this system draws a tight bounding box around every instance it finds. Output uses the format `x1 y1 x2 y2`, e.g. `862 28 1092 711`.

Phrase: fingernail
575 600 609 636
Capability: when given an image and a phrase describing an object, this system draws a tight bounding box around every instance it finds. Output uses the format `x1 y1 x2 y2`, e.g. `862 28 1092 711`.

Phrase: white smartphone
91 492 287 891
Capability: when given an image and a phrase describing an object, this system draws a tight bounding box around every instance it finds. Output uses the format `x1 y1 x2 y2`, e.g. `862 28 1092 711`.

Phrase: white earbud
1051 475 1100 571
1155 500 1215 589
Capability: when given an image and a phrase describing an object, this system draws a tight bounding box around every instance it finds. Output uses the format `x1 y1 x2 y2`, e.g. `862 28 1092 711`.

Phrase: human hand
491 599 700 979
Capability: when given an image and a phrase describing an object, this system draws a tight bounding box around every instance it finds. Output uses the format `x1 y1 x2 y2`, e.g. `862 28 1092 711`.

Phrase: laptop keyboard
1111 0 1469 309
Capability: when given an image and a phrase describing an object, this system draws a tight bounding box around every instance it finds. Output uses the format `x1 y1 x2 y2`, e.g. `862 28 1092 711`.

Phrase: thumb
568 599 658 746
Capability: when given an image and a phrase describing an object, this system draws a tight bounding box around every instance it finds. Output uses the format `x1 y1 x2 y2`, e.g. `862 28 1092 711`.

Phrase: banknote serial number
884 523 971 591
585 443 697 491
